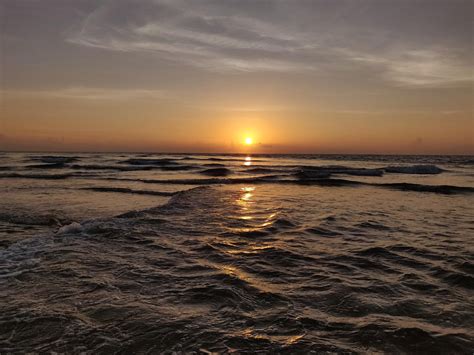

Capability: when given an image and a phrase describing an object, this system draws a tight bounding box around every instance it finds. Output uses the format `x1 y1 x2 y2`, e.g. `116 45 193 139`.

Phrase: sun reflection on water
242 192 253 201
240 328 305 345
237 186 255 209
234 186 280 232
244 156 252 166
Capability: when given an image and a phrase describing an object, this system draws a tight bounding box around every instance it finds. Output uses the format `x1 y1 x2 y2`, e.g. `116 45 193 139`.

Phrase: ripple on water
1 181 473 353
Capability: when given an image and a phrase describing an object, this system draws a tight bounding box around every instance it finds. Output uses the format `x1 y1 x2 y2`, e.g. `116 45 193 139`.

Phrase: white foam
58 222 83 234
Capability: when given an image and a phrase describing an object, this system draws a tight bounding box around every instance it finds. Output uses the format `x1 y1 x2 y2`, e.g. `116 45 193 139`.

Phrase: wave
243 164 442 177
0 173 75 179
70 164 195 172
121 158 182 166
104 175 474 195
238 163 445 177
183 156 264 162
252 154 473 165
305 227 341 237
57 222 83 234
299 165 385 177
200 167 233 176
80 187 177 196
26 162 67 169
106 174 290 186
240 167 277 174
28 155 80 164
379 182 474 194
15 161 448 178
202 163 227 167
296 164 444 176
295 170 332 179
383 164 444 174
3 168 470 195
0 211 70 227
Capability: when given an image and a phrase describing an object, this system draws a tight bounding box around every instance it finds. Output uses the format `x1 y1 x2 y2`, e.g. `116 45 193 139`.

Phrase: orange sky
1 0 473 154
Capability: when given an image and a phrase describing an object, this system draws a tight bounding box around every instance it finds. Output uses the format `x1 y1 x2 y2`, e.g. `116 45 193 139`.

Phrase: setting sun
245 137 253 145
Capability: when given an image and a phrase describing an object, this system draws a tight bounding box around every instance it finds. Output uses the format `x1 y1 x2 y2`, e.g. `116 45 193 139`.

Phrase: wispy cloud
68 0 310 73
342 48 473 87
67 0 473 87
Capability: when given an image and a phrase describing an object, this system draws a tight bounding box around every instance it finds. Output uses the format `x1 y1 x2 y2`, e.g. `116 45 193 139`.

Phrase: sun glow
244 137 253 145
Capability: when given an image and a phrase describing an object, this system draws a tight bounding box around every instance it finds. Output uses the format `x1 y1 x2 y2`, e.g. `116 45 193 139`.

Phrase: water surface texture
1 153 473 353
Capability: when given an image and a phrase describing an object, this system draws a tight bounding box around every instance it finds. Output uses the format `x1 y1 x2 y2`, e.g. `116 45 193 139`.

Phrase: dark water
0 153 473 353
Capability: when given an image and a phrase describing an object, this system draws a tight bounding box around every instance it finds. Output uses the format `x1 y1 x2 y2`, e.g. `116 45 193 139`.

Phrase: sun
244 137 253 145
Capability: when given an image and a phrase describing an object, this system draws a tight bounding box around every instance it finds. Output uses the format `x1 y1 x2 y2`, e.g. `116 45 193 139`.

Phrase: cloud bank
68 0 473 87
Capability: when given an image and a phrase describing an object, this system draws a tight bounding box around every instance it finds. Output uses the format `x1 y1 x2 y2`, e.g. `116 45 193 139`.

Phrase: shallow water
0 152 473 353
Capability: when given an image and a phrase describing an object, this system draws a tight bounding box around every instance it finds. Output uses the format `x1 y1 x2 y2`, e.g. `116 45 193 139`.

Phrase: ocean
0 152 473 353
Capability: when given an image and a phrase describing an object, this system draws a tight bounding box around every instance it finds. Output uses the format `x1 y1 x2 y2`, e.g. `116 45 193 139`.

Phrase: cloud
67 0 473 86
343 48 473 87
68 0 312 72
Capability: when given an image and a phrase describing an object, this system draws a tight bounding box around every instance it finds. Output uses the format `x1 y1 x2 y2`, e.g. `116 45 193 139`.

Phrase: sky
1 0 473 154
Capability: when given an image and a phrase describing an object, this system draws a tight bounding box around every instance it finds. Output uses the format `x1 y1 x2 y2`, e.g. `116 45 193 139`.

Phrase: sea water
0 152 473 353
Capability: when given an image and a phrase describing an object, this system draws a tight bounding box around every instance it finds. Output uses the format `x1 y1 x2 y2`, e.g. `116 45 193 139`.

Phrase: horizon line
1 150 473 157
